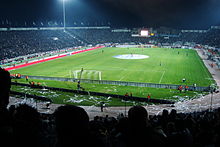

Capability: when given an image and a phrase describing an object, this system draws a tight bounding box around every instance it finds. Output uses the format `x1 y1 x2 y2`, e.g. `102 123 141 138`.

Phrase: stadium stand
0 30 83 60
1 26 220 62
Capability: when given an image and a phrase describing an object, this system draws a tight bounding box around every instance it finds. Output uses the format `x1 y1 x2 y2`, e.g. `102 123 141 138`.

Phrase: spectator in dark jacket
54 105 91 147
0 68 11 109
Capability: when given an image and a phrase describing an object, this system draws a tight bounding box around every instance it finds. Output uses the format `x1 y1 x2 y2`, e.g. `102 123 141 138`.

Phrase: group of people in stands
1 27 220 63
0 30 83 61
1 67 220 147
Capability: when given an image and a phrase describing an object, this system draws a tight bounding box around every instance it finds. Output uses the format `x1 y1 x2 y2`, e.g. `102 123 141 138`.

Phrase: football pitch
11 47 214 87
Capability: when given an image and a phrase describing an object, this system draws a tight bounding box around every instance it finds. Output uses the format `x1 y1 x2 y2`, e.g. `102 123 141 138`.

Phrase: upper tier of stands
0 26 220 61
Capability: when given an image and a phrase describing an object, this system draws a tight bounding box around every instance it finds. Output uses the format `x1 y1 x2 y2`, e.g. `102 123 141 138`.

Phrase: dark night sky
1 0 220 29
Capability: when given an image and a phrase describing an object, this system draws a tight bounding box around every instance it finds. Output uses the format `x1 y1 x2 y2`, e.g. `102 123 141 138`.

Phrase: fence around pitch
21 75 210 92
11 82 174 104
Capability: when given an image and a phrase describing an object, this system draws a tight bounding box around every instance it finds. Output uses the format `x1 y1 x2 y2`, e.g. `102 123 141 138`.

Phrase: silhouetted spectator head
13 104 41 147
0 108 14 146
14 104 40 125
170 109 177 119
128 105 148 126
115 117 129 134
127 106 161 147
0 108 12 131
0 68 11 108
54 105 89 147
162 109 169 117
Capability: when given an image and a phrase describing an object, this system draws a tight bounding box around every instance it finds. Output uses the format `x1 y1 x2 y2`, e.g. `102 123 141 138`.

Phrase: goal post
71 70 102 80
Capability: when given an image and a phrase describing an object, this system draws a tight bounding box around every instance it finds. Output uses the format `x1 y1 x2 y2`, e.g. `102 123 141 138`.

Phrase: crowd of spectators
1 67 220 147
1 27 220 62
68 29 136 45
0 30 83 61
200 29 220 48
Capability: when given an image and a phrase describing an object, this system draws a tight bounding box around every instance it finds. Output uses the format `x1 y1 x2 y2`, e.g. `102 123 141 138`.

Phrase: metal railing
21 75 210 92
11 82 174 104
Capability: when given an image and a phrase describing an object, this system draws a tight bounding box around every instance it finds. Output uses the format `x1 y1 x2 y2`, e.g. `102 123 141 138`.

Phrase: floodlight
62 0 67 31
60 0 71 31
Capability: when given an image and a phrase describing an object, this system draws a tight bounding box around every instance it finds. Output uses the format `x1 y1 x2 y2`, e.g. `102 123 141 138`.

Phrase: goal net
71 70 102 80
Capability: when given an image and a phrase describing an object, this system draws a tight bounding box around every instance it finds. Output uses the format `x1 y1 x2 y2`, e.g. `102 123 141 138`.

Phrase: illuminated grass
11 47 214 86
10 47 213 105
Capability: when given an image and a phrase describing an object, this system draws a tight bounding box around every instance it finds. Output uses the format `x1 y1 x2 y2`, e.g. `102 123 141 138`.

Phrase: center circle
113 54 149 59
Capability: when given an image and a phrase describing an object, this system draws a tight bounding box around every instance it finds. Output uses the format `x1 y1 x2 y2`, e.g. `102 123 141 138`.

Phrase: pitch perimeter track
5 46 105 71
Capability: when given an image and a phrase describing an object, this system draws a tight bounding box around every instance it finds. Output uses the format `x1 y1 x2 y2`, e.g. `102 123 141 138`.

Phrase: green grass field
11 47 214 86
10 47 214 105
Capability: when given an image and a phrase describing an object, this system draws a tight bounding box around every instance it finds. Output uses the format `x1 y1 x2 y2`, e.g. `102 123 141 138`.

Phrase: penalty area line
119 76 125 81
159 71 166 84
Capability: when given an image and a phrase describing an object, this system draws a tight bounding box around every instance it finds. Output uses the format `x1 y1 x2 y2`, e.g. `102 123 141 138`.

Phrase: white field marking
119 76 125 81
42 82 47 87
62 73 69 78
119 70 129 81
159 71 166 84
63 71 72 78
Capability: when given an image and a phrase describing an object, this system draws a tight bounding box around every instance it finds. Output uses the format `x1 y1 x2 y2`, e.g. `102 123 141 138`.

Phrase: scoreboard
140 30 149 37
132 28 154 37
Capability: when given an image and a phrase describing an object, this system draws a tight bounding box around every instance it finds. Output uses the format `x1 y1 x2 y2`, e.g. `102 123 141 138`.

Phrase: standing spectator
185 85 189 92
100 101 105 112
25 75 29 82
54 105 91 147
124 93 129 97
13 104 42 147
126 106 166 146
0 68 11 109
178 85 183 93
193 83 197 91
77 81 80 90
147 93 151 99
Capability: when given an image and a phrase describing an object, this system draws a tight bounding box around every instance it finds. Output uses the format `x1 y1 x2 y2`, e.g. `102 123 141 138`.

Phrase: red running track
5 46 104 71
